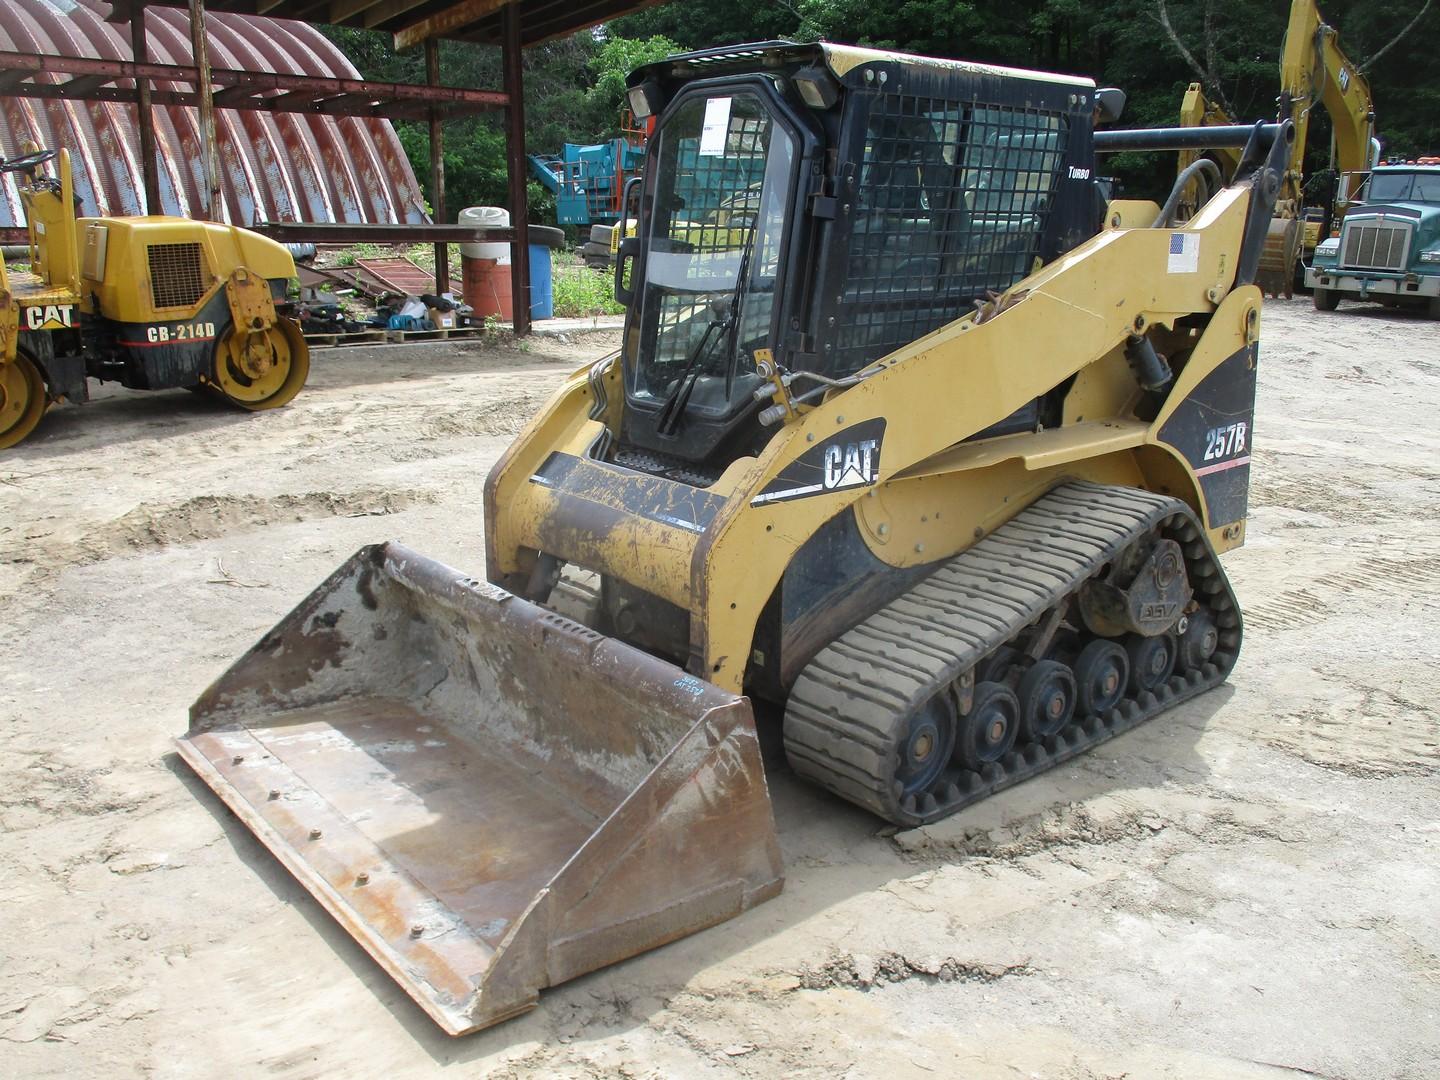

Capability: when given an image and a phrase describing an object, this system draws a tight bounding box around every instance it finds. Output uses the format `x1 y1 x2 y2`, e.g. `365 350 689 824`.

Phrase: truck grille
1339 219 1411 272
147 242 210 309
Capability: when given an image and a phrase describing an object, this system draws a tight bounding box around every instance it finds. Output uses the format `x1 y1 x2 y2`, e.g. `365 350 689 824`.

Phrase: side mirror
1094 88 1127 126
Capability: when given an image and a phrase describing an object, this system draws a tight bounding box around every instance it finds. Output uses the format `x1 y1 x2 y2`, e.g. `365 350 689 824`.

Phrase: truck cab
1306 162 1440 316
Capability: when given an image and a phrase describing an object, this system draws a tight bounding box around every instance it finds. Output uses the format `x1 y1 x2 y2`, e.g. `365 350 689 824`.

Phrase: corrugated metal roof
0 0 428 228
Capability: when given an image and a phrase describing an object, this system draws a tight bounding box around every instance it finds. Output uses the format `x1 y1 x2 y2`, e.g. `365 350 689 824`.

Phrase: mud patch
421 392 550 439
894 799 1164 862
795 951 1033 991
5 488 436 572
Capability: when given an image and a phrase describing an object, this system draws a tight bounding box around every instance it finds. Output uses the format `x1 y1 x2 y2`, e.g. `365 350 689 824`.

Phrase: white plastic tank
459 206 511 262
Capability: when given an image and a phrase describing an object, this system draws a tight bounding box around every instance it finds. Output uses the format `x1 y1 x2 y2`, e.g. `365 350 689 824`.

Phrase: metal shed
1 0 428 229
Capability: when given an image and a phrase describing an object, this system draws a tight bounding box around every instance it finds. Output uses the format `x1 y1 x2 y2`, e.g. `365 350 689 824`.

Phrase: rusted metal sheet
0 0 428 229
177 542 784 1035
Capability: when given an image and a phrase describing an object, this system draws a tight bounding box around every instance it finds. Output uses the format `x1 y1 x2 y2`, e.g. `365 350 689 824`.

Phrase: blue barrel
527 244 554 320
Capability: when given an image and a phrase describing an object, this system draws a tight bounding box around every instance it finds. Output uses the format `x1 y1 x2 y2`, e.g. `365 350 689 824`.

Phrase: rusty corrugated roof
0 0 428 228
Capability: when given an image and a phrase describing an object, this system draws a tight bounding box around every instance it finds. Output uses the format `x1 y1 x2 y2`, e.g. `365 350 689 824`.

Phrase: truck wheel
1312 287 1340 312
1428 297 1440 320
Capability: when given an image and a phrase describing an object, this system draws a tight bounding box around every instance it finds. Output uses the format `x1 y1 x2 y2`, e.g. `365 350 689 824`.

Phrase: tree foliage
327 0 1439 223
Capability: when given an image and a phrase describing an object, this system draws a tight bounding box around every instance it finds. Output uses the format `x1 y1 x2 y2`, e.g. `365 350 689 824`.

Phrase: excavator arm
1279 0 1377 209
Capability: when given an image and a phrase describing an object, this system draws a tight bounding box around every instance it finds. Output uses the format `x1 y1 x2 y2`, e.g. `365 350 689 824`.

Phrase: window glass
630 92 794 418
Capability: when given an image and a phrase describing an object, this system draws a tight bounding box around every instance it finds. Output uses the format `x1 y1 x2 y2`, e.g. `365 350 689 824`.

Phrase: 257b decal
1202 421 1247 461
1195 420 1250 477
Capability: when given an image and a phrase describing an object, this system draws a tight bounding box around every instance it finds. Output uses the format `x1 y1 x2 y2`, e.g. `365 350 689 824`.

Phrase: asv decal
23 304 75 331
146 321 216 344
1195 420 1250 477
751 418 886 506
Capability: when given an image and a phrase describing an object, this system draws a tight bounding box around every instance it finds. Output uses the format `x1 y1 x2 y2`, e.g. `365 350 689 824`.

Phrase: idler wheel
1126 632 1177 695
893 695 955 798
955 680 1019 770
1074 640 1129 717
1176 609 1220 672
1017 660 1077 743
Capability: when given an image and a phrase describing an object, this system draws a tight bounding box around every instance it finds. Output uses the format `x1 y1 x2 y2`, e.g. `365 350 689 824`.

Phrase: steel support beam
425 38 449 296
129 4 160 215
188 0 222 220
502 1 530 336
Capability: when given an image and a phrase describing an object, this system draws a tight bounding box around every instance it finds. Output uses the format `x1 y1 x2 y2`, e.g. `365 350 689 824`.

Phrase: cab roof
631 39 1094 91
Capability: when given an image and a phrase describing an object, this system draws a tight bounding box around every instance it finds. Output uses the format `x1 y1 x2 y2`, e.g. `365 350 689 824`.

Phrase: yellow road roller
0 147 307 449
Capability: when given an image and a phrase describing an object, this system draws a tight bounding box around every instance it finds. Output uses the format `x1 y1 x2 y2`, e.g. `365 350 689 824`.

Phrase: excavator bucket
176 543 783 1035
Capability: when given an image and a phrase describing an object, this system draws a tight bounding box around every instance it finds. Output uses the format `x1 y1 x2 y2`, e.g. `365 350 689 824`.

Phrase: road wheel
1017 660 1076 743
0 353 48 449
955 680 1019 770
1074 639 1128 717
1312 287 1340 312
1125 632 1177 696
212 319 309 410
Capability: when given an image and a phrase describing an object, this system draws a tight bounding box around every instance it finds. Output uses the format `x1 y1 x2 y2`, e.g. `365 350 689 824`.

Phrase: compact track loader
179 42 1290 1035
0 148 308 449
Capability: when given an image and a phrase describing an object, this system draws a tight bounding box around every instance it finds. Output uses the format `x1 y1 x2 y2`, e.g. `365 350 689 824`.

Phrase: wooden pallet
385 324 485 343
303 328 390 348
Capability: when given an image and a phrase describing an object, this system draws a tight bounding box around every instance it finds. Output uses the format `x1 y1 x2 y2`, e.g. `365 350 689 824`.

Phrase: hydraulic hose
1153 158 1224 228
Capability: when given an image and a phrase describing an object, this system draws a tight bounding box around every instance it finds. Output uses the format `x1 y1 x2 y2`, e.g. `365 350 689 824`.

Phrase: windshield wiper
654 226 758 438
655 299 729 437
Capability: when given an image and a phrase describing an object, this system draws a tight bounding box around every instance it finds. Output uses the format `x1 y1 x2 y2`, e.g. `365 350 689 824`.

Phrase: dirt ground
2 301 1437 1079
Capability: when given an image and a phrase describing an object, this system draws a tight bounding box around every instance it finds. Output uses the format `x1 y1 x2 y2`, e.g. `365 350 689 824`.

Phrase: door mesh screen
833 96 1068 376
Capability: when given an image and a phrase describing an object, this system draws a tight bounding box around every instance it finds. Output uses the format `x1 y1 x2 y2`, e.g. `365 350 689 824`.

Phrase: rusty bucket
177 543 783 1035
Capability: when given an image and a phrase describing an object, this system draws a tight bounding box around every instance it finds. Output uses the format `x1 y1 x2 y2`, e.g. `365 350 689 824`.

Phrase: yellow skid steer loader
178 42 1290 1035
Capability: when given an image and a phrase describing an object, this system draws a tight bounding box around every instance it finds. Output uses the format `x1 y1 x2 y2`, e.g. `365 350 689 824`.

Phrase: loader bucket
176 543 783 1036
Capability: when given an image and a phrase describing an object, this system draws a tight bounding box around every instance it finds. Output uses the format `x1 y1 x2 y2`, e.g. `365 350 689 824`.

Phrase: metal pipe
1094 123 1283 153
502 2 531 336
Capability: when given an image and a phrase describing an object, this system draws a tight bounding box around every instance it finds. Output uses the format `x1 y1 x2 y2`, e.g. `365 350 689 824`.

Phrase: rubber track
783 481 1243 827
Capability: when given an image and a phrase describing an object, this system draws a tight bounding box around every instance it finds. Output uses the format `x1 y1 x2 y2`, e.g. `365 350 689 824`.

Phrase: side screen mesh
147 243 210 310
832 96 1069 376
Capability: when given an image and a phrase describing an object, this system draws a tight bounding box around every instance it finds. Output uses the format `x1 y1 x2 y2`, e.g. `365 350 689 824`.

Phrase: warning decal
1167 232 1200 274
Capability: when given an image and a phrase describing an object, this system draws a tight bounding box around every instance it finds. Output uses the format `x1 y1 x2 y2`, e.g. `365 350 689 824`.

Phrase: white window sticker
1167 232 1200 274
698 96 732 157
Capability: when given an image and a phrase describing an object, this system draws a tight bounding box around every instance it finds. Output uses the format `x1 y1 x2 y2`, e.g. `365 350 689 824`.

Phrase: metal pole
188 0 222 220
501 1 531 336
129 2 160 216
425 38 449 296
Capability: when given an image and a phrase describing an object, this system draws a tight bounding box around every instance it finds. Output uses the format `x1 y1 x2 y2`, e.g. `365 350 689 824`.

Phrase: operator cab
610 41 1103 477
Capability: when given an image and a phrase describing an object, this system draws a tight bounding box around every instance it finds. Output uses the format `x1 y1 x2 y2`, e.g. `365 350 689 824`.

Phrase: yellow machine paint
179 41 1285 1036
0 148 308 449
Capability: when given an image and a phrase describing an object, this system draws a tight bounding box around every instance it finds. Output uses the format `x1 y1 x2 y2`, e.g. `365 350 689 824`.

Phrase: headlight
1420 249 1440 264
1315 238 1340 256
